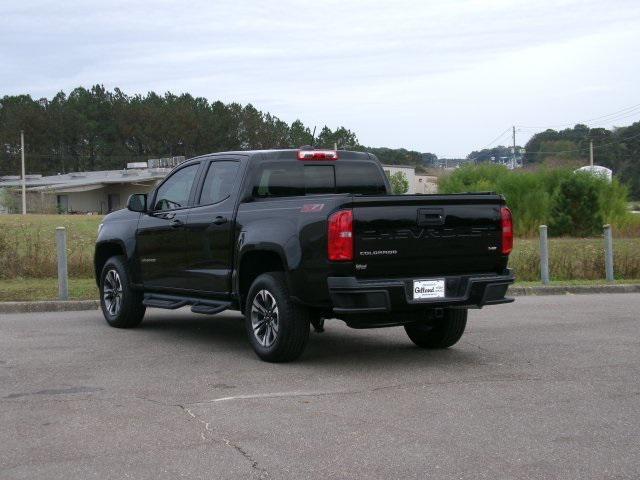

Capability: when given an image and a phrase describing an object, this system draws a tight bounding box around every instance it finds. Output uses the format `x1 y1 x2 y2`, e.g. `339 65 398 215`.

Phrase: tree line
0 85 435 176
2 86 638 197
468 123 640 198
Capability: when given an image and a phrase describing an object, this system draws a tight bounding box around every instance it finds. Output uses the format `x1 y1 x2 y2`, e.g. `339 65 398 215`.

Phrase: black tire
99 255 146 328
244 272 310 362
404 309 468 349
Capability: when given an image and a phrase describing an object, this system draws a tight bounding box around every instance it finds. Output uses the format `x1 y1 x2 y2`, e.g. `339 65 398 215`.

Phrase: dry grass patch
510 237 640 281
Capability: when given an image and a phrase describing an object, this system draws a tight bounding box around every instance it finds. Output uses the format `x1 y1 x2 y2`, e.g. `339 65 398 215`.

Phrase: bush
388 171 409 194
439 165 632 237
550 172 603 237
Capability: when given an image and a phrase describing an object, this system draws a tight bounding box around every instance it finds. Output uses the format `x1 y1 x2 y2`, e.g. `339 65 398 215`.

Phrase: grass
509 237 640 281
0 214 639 288
0 277 97 302
0 214 102 278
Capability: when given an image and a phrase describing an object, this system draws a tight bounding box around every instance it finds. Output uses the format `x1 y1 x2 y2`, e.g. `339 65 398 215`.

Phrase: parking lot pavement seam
190 389 363 405
181 376 551 407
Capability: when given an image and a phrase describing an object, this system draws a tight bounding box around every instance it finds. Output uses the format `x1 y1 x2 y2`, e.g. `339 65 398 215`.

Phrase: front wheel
99 255 146 328
404 309 467 349
245 272 310 362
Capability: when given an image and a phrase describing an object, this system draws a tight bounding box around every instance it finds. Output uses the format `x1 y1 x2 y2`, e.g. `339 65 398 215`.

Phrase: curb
0 300 99 314
508 284 640 296
1 285 639 314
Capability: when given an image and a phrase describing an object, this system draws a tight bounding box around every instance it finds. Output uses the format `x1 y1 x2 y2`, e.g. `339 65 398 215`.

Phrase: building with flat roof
0 165 171 214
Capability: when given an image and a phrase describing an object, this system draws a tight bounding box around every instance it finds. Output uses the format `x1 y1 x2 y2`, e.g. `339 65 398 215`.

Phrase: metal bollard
604 224 615 282
539 225 550 285
56 227 69 300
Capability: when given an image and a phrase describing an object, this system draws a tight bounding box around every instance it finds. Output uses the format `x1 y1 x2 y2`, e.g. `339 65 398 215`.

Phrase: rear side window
199 161 239 205
252 161 386 198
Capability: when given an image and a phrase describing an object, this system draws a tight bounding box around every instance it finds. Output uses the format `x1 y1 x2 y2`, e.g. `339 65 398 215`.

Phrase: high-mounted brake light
328 209 353 261
501 206 513 255
298 150 338 161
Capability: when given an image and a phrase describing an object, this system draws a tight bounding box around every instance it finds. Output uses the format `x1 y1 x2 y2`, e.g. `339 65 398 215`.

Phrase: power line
517 102 640 130
476 127 512 151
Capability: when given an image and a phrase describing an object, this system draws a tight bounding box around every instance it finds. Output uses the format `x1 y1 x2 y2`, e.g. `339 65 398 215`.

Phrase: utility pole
589 140 594 167
21 130 26 215
512 126 517 168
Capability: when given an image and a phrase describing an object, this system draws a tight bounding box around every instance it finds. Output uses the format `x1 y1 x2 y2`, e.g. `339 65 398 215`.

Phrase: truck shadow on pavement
135 311 486 368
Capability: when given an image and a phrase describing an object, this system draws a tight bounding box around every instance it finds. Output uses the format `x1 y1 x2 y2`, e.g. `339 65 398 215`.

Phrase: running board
143 293 231 315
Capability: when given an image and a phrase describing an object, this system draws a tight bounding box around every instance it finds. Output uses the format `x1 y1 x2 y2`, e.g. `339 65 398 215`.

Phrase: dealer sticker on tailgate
413 279 445 299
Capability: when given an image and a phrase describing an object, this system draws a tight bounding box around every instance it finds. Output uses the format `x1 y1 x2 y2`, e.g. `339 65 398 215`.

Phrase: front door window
153 164 199 211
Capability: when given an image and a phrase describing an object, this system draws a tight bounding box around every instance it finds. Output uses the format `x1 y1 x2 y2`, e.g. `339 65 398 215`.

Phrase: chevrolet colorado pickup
95 148 515 362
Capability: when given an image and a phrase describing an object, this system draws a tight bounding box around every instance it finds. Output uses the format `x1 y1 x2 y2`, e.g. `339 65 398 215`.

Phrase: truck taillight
298 150 338 161
328 209 353 261
501 206 513 255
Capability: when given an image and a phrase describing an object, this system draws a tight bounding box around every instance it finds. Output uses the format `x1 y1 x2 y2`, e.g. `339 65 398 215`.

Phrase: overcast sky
2 0 639 157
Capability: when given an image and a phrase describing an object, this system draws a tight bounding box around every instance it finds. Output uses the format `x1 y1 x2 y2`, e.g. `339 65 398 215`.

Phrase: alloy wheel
251 289 279 347
103 269 123 316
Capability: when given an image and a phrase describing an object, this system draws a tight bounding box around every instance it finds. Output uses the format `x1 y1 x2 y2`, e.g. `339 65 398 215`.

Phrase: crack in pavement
181 406 268 479
136 396 268 479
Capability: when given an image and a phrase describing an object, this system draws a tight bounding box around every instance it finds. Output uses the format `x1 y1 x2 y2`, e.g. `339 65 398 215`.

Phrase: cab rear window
252 161 386 198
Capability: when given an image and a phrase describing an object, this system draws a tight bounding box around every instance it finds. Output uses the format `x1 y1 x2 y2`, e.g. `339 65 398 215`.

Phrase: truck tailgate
350 194 506 278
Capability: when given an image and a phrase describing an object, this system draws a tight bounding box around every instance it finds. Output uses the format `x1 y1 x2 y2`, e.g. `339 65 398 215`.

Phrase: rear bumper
328 270 515 315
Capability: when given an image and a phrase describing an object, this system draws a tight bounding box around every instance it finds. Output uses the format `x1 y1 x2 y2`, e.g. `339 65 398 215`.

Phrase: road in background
1 294 639 479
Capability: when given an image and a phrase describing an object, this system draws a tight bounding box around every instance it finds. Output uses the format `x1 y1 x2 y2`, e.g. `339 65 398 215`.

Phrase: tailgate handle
417 208 445 226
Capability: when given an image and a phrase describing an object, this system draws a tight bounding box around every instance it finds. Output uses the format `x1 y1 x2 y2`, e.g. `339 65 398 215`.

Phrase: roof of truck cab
190 149 376 161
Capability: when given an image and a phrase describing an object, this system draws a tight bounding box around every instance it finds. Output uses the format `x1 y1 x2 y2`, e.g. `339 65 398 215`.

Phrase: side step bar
143 293 231 315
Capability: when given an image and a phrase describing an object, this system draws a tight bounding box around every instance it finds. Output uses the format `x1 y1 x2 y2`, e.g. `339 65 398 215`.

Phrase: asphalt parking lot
1 293 639 479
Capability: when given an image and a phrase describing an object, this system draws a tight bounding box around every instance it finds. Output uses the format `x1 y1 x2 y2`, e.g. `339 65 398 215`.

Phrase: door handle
170 218 184 228
213 216 228 225
163 212 176 220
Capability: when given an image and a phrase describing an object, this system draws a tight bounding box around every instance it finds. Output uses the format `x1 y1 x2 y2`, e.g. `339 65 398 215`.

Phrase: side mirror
127 193 147 212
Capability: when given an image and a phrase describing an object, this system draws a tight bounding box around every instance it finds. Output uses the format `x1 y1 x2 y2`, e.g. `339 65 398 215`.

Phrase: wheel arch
94 241 127 286
237 249 287 313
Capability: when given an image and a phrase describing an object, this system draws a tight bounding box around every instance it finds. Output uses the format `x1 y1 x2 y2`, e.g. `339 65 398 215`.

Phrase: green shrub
439 165 632 237
388 171 409 194
550 172 603 237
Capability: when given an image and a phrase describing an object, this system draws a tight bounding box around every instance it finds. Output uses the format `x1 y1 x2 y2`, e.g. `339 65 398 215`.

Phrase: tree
315 126 359 149
388 171 409 194
288 120 313 147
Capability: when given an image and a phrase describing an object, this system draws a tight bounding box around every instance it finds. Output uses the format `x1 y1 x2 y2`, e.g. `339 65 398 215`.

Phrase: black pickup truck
95 148 515 361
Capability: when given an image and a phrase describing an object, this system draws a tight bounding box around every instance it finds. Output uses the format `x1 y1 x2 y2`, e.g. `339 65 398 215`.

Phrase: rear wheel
404 309 467 349
245 272 310 362
99 256 145 328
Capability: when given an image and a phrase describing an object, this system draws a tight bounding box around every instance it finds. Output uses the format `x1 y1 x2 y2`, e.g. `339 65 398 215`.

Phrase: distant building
0 158 184 214
381 164 416 193
433 158 473 169
414 174 438 194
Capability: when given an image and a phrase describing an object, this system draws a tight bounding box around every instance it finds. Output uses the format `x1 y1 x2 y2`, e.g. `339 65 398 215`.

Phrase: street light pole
21 130 26 215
